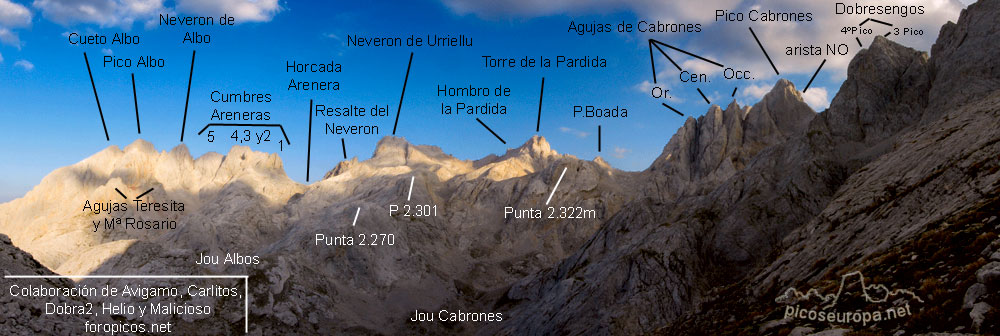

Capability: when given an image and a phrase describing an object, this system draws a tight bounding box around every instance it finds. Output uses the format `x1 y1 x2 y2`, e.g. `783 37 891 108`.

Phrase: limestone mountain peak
502 135 557 160
744 78 814 140
123 138 156 153
648 78 814 197
372 135 411 156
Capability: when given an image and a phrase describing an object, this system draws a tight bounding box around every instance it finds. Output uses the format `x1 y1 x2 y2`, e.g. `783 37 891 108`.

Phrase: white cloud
0 0 30 48
692 0 963 82
0 51 4 62
740 82 770 102
176 0 281 23
14 59 33 71
32 0 165 27
800 86 830 111
451 0 964 114
707 89 728 106
101 47 111 54
635 80 653 93
0 27 19 46
33 0 114 26
559 126 590 138
122 0 159 14
443 0 736 22
612 146 630 159
680 58 724 77
445 0 965 85
0 0 32 27
32 0 280 28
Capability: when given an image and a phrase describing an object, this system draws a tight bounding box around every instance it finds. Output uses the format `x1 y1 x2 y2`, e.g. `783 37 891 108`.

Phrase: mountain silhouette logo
775 271 923 326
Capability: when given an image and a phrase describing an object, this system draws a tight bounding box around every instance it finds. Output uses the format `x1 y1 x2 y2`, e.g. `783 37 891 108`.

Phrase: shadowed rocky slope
492 1 1000 335
0 233 114 335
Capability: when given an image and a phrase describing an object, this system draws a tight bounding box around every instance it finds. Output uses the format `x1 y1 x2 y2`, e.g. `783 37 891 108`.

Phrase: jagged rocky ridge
1 1 999 335
0 81 811 335
647 78 813 199
493 1 1000 335
0 81 812 335
0 131 644 334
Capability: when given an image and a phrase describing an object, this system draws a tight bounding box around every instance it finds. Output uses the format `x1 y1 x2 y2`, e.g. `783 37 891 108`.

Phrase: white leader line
4 275 250 333
545 167 567 206
352 207 361 226
407 176 415 201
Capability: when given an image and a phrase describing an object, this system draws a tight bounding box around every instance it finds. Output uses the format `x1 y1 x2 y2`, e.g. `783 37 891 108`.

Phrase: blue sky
0 0 968 201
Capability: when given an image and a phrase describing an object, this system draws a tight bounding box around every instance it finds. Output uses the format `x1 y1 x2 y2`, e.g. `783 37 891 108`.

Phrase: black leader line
803 59 826 93
749 27 779 75
132 73 140 134
114 188 128 200
476 118 506 144
697 88 711 105
180 50 196 142
83 52 109 141
536 77 545 132
307 99 313 181
662 103 684 116
135 188 154 200
392 52 414 135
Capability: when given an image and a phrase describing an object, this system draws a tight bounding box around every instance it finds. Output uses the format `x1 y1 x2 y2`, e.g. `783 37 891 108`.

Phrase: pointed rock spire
649 78 815 195
744 78 815 142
